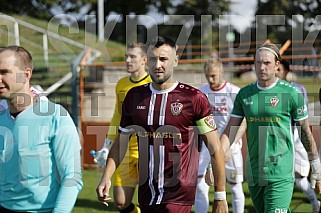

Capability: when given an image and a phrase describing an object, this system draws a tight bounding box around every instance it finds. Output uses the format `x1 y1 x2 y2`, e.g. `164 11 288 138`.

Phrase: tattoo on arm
297 119 319 161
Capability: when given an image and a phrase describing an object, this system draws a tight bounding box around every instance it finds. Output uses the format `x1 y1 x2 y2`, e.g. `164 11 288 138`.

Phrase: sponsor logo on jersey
137 130 182 139
245 98 253 105
171 102 183 115
204 115 216 129
136 105 146 110
247 116 281 122
213 106 228 114
270 96 279 108
297 105 307 115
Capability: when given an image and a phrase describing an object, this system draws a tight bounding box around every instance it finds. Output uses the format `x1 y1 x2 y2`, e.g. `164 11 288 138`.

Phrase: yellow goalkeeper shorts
112 150 139 187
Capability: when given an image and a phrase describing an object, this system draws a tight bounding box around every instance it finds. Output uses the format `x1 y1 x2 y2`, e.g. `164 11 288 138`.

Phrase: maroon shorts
140 203 192 213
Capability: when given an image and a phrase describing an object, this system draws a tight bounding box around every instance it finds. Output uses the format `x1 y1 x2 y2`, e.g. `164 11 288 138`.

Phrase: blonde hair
203 59 223 72
255 43 281 62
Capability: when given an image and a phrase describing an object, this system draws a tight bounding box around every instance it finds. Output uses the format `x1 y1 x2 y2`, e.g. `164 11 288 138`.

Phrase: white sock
194 178 210 213
295 177 319 210
229 182 245 213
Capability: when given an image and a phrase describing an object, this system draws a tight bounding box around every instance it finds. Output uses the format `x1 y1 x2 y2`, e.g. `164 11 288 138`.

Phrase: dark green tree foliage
158 0 229 58
1 0 229 46
175 0 228 19
256 0 321 22
255 0 321 73
255 0 321 43
0 0 95 19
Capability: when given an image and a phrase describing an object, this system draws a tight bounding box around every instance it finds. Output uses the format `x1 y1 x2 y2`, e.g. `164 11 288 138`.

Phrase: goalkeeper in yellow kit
95 43 151 213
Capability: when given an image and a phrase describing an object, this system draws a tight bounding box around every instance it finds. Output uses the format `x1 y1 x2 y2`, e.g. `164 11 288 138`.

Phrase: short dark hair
0 45 33 70
148 36 176 49
280 59 290 72
127 42 147 56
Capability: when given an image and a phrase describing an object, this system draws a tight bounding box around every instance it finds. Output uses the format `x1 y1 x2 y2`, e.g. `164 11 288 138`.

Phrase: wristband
214 191 226 201
310 159 321 173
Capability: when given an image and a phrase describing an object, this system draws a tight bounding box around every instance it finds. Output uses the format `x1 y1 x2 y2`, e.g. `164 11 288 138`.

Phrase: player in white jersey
276 59 320 213
194 59 245 213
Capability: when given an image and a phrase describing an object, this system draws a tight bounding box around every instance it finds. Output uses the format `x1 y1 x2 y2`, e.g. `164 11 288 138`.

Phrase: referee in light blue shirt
0 46 82 212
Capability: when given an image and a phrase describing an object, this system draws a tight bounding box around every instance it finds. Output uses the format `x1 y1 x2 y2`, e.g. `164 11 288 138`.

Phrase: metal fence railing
0 13 101 67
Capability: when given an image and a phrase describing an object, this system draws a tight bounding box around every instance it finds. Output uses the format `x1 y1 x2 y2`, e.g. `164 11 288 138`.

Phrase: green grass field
73 169 317 213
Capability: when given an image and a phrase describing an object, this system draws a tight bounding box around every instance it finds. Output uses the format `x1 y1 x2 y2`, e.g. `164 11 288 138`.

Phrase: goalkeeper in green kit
220 42 321 212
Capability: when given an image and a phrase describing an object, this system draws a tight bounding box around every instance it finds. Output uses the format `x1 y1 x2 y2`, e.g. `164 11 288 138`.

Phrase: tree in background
255 0 321 73
0 0 229 46
255 0 321 44
158 0 229 59
0 0 95 19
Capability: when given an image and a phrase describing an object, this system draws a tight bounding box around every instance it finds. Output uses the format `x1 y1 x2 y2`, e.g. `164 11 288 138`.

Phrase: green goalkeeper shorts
248 178 294 213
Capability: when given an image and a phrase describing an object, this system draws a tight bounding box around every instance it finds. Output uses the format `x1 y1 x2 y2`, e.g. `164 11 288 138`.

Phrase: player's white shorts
294 128 310 177
198 142 211 177
295 153 310 177
225 146 243 183
198 142 244 183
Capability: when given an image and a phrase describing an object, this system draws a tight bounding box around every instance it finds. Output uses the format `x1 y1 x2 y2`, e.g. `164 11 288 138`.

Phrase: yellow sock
131 205 140 213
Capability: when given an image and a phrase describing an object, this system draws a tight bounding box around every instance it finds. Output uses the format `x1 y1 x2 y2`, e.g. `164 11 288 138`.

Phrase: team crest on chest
270 96 279 108
171 102 183 115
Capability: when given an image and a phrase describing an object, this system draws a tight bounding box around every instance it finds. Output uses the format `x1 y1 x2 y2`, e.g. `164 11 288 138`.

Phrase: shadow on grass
208 199 256 213
75 198 117 211
291 194 310 202
244 205 256 213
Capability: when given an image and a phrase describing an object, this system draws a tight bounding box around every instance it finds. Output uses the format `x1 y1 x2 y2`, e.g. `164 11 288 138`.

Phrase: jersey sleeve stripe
119 126 134 133
293 115 308 121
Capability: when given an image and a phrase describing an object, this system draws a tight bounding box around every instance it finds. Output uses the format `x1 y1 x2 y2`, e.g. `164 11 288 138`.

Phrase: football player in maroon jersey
97 36 228 213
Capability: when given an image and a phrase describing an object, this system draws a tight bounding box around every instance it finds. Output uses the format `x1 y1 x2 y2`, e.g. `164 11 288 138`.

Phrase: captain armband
196 115 217 134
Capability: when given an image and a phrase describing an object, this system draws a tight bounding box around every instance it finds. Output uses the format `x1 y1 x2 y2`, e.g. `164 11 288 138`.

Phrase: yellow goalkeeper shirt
106 73 152 158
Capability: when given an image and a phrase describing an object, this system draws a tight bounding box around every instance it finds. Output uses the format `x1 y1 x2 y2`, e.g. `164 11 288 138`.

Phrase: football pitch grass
73 169 317 212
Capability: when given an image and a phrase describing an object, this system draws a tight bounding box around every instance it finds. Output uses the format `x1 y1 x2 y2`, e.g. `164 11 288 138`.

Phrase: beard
151 77 164 84
150 73 171 85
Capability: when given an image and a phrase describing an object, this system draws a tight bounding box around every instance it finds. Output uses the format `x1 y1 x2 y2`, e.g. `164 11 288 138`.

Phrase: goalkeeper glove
310 159 321 188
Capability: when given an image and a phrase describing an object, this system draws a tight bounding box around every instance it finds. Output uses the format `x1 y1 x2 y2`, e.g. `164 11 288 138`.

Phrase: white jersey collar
149 81 179 94
256 78 279 90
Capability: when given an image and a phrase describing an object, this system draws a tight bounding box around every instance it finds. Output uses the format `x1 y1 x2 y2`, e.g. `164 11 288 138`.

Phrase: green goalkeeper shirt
231 78 308 181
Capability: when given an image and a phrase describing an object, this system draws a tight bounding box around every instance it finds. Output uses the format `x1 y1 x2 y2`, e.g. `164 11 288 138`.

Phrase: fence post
14 21 20 45
71 50 86 127
43 33 49 67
